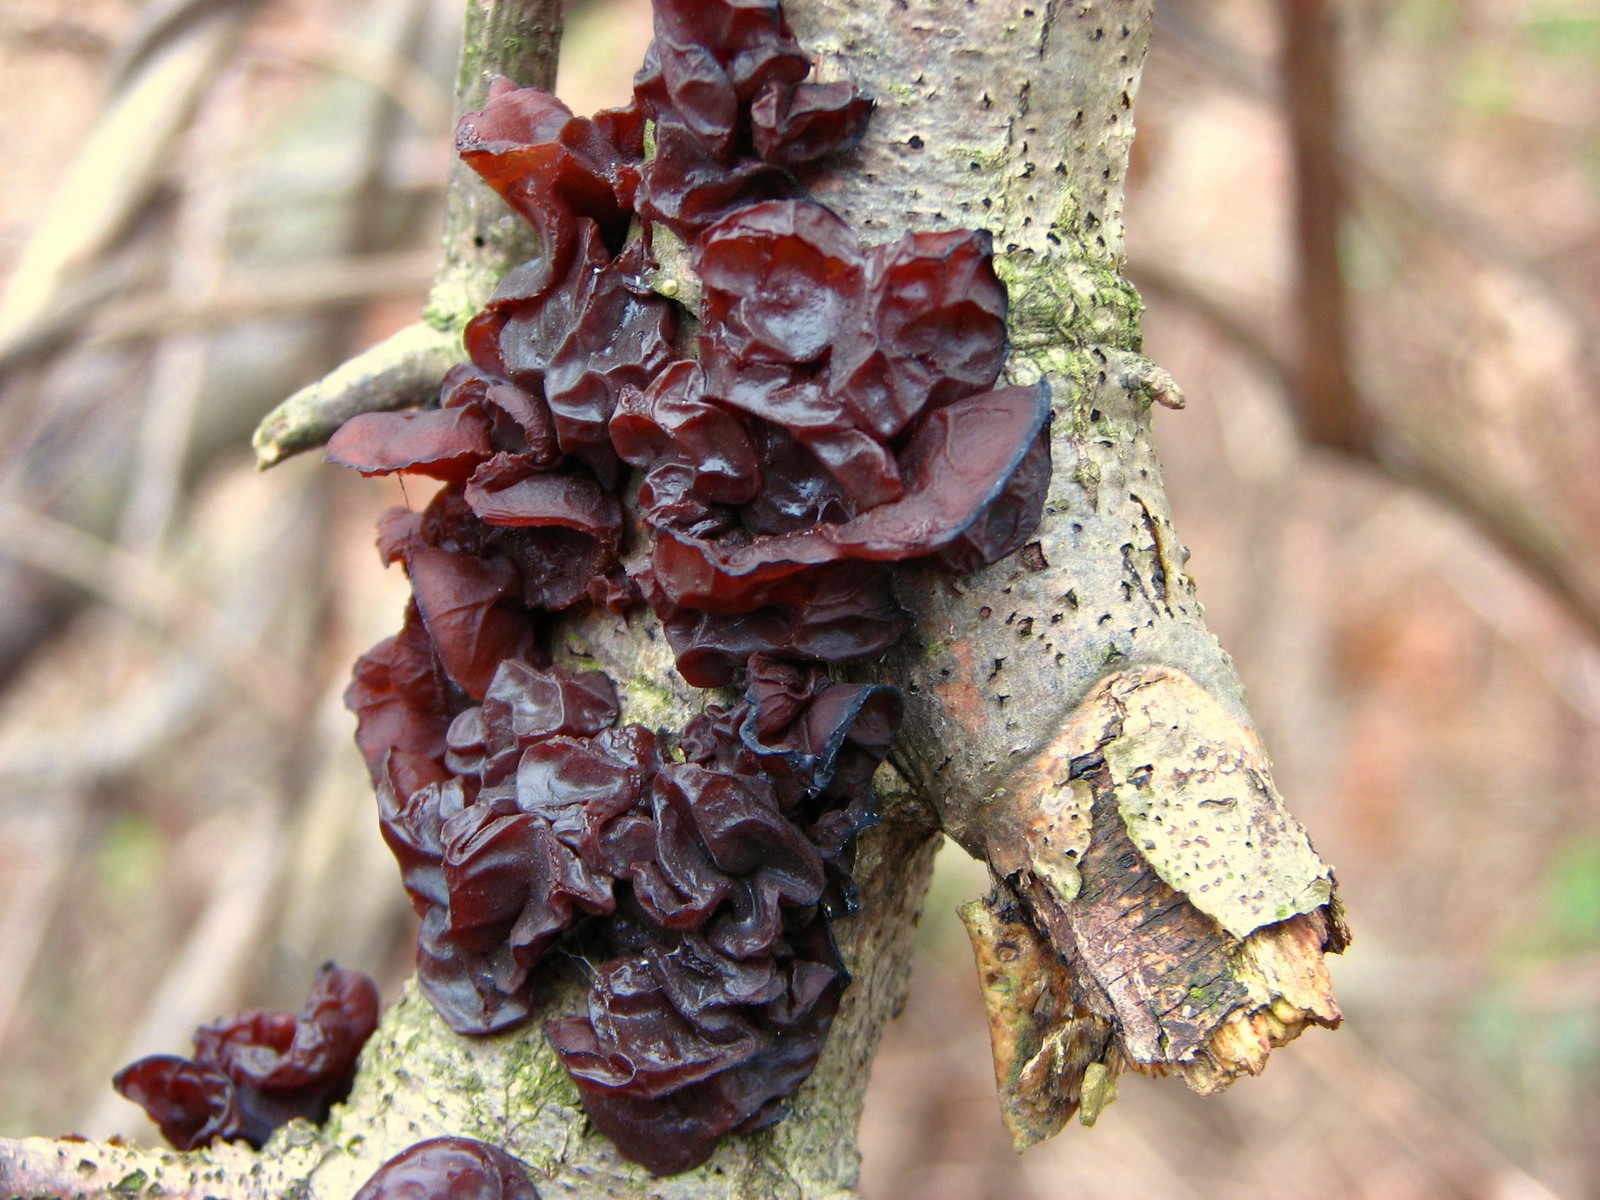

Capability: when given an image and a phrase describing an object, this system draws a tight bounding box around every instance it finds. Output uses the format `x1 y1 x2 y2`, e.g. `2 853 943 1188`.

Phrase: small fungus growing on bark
352 1136 542 1200
113 964 379 1151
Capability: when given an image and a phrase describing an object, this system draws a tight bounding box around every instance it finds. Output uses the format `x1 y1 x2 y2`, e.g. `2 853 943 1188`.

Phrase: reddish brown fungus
750 80 874 166
324 0 1049 1175
353 1136 542 1200
113 965 379 1151
327 406 493 483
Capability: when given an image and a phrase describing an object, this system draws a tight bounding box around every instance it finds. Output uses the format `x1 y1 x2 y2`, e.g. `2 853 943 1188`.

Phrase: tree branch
0 0 265 363
1283 0 1365 455
1144 6 1600 645
251 320 459 467
5 1 1347 1196
1135 258 1600 644
794 0 1343 1142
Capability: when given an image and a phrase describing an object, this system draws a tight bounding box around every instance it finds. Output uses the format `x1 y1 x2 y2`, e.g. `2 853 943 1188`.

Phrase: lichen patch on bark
1101 669 1333 938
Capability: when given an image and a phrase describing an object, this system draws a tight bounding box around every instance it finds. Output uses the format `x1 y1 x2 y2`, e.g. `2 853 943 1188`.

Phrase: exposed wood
961 888 1117 1149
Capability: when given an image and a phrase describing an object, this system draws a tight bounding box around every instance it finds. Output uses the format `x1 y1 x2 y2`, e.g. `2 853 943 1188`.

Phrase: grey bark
1 1 1345 1196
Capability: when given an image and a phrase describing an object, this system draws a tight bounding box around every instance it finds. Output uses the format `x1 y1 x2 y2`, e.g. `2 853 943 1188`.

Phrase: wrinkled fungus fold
324 0 1050 1176
113 965 380 1150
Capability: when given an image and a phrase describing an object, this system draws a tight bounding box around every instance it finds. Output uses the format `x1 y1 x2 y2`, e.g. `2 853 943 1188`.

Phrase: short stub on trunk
964 666 1349 1150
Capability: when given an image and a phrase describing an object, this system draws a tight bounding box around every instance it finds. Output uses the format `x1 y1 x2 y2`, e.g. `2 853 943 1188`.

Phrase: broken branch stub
964 669 1346 1147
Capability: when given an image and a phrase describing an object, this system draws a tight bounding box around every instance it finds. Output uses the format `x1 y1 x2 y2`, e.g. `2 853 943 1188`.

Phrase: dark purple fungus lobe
326 0 1052 1175
695 201 1010 439
750 80 873 166
611 361 763 511
346 603 457 786
696 202 864 370
456 79 634 256
652 560 911 689
625 0 874 239
353 1137 542 1200
111 1058 241 1152
374 662 644 1036
546 911 846 1176
403 542 541 700
736 660 902 898
542 672 900 1173
490 224 678 483
327 405 494 483
113 965 380 1150
646 385 1052 610
687 202 1016 525
453 89 679 486
634 119 799 241
636 0 832 168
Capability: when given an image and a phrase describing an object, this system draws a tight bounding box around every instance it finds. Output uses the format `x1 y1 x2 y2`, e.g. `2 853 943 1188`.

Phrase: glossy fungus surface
353 1137 541 1200
329 0 1049 1175
113 965 379 1151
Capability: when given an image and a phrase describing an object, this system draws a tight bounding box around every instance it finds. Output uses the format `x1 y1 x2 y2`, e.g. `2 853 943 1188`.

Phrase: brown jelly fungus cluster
113 964 379 1151
354 1137 542 1200
328 0 1049 1176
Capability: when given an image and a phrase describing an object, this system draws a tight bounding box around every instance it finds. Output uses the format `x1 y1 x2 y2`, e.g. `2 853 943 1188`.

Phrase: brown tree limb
1155 1 1600 403
1286 3 1600 649
0 0 265 361
1143 4 1600 645
249 320 460 468
1134 258 1600 644
1282 0 1366 455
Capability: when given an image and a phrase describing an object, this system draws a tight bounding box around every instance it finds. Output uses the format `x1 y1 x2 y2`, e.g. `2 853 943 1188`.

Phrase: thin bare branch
0 501 304 721
0 0 263 351
1282 0 1366 454
87 251 439 350
1136 260 1600 643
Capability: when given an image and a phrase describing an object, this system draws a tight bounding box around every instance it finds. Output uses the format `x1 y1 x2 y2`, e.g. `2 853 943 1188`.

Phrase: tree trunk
0 1 1345 1196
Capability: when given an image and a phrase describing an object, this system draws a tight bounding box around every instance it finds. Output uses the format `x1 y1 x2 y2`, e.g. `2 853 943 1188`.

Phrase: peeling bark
2 1 1346 1197
970 667 1344 1106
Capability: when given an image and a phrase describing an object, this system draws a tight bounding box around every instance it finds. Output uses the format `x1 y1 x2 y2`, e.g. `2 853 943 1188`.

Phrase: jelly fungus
328 0 1048 1174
